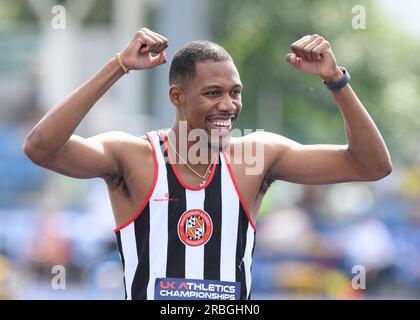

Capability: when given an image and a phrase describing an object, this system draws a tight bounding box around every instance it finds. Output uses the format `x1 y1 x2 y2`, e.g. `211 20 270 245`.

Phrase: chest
130 161 263 217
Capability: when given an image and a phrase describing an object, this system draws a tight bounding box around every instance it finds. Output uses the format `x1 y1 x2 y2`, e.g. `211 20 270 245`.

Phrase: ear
169 85 185 107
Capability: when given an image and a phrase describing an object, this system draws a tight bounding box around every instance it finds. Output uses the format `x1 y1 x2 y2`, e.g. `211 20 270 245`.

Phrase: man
23 28 392 300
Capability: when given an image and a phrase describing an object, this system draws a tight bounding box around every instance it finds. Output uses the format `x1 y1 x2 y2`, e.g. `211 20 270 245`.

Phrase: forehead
191 60 241 88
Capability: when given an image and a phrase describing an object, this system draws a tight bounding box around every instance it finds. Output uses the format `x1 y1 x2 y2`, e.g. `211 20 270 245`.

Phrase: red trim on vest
160 130 218 191
222 152 257 232
114 132 159 233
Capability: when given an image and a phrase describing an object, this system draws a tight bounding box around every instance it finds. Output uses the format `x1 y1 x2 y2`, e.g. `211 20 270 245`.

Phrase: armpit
104 173 131 198
261 172 275 194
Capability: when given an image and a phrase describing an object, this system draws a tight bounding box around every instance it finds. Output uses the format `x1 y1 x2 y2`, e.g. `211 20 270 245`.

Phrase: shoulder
230 131 300 172
232 130 297 152
91 130 147 143
93 130 151 147
92 131 155 159
98 131 157 184
243 130 295 144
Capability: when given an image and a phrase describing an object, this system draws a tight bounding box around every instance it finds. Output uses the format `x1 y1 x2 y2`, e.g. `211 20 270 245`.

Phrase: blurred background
1 0 419 299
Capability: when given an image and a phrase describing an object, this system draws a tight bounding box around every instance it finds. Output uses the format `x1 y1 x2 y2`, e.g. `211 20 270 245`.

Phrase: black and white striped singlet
114 130 256 300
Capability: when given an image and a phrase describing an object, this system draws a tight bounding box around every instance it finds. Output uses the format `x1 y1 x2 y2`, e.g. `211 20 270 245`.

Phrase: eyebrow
202 84 242 91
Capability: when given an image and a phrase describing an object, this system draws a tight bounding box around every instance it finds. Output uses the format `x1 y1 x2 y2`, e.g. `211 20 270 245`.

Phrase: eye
205 90 221 97
230 89 241 98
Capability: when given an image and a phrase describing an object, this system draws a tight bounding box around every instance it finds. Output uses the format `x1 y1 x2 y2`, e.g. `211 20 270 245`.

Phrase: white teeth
209 119 232 128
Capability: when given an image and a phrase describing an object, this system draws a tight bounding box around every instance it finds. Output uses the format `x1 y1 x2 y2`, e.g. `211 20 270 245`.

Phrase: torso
105 131 270 229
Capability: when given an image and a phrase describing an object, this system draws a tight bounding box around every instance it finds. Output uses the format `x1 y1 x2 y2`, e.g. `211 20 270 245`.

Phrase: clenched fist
285 34 343 83
119 28 168 71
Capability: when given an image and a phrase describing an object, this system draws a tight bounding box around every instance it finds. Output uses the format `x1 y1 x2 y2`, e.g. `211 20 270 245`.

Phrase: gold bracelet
115 53 129 74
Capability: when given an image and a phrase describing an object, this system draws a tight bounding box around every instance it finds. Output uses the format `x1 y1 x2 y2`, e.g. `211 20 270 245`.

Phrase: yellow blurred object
401 167 420 198
273 261 364 299
0 255 11 299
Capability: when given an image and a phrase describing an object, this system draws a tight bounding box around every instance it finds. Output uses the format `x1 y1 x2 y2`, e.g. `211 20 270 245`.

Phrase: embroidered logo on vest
178 209 213 246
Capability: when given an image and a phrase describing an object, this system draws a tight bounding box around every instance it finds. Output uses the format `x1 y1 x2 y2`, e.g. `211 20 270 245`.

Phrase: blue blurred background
1 0 419 299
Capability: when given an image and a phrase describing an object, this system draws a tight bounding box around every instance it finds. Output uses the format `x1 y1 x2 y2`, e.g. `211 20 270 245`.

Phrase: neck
167 122 218 168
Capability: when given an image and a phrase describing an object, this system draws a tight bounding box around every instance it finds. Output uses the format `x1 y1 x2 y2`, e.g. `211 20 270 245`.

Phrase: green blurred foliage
211 0 420 165
0 0 113 28
0 0 38 27
82 0 112 26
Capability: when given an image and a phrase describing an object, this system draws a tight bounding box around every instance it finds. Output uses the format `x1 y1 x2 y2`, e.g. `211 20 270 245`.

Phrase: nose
216 94 237 113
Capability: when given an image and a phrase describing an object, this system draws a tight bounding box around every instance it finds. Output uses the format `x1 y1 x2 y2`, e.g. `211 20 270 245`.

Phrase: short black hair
169 40 232 85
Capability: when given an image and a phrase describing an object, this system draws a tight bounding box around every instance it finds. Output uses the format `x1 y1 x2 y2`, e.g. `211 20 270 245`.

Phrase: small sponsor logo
178 209 213 247
153 193 180 202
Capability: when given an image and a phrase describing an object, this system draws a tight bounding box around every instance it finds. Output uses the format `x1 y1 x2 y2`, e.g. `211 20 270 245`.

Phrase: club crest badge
178 209 213 246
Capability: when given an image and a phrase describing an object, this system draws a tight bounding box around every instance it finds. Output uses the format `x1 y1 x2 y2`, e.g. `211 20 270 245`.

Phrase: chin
209 134 231 152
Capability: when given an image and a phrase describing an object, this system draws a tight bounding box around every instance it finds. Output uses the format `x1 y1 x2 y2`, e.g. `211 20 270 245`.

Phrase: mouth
206 114 237 135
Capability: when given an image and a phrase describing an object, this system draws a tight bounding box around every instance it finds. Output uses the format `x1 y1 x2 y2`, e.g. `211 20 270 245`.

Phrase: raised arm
263 34 392 184
23 28 168 179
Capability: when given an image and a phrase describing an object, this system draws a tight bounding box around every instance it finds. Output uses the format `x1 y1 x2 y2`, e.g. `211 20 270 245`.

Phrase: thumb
149 51 167 67
285 53 302 68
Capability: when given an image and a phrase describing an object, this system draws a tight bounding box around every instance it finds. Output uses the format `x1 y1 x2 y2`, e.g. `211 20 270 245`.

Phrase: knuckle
138 28 151 36
291 44 299 50
304 44 314 51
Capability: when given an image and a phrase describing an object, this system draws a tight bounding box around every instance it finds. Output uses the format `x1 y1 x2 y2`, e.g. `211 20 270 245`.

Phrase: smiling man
168 40 242 153
23 28 392 300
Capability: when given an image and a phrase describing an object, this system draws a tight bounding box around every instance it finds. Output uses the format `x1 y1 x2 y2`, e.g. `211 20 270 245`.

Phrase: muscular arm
264 35 392 184
23 28 168 179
